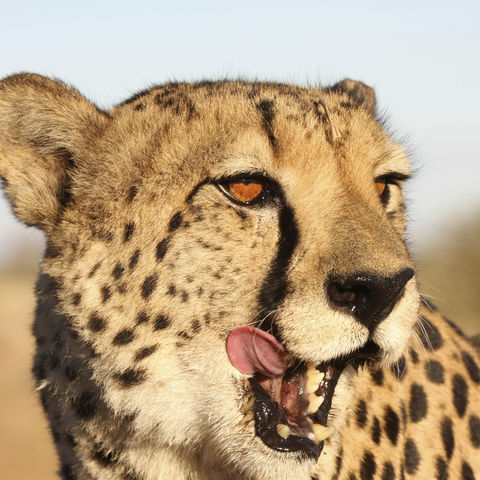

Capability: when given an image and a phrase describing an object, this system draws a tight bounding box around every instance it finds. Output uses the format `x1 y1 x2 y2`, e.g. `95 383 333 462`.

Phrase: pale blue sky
1 1 479 266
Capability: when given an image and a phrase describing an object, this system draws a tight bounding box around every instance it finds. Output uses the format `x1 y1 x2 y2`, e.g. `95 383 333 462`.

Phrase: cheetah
0 73 479 480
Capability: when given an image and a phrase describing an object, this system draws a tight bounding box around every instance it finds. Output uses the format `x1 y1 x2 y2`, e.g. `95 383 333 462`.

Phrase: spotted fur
0 73 479 480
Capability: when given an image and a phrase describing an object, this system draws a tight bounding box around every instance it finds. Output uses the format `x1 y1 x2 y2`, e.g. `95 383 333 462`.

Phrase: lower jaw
250 378 322 459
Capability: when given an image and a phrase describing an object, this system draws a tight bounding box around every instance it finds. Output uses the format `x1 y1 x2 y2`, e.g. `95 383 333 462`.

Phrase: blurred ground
415 211 480 336
0 215 478 479
0 270 58 479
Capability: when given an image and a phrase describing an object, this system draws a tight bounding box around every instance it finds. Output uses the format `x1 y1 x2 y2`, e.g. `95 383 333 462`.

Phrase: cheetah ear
329 79 376 116
0 73 109 233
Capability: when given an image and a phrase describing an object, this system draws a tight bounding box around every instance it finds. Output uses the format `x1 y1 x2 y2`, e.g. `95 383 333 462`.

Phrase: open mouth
227 327 380 459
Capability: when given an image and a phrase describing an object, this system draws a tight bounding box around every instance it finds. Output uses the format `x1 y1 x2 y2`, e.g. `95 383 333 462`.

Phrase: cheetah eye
217 176 276 206
374 172 410 206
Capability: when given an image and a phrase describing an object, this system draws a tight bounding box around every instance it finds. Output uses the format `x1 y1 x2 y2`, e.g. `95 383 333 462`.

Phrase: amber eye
227 179 264 204
375 179 386 197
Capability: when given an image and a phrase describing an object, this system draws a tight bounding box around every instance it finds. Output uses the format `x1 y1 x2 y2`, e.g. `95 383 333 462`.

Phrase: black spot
462 462 475 480
409 347 419 364
65 365 79 381
115 368 146 388
88 313 106 332
169 212 183 232
462 351 480 383
93 445 116 467
154 314 170 331
371 416 381 444
72 293 82 306
419 317 443 350
435 457 448 480
129 249 140 269
127 185 139 202
124 222 135 242
66 434 76 447
384 406 399 445
45 242 61 258
88 262 102 278
400 401 407 429
136 311 149 325
49 354 60 369
191 320 201 333
381 462 395 480
101 286 112 303
177 330 192 340
113 329 135 345
360 452 376 480
181 291 189 302
258 205 299 338
33 355 46 380
73 391 97 419
61 464 76 480
134 345 158 361
409 384 428 422
112 263 124 280
333 448 343 478
167 284 177 296
441 417 455 459
404 438 420 474
356 400 368 428
156 238 169 261
469 415 480 447
452 374 468 417
256 99 277 151
141 274 158 299
117 283 127 294
426 360 445 384
391 356 407 380
236 209 247 220
371 368 384 386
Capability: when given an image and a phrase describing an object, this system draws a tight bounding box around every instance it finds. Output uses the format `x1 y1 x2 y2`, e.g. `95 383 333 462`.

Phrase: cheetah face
0 75 420 479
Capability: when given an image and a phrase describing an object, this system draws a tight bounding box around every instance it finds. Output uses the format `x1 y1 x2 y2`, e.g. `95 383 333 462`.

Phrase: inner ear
0 73 110 232
329 79 376 116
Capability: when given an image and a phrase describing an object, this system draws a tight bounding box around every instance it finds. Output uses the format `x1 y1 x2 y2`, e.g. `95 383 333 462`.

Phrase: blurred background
1 1 479 478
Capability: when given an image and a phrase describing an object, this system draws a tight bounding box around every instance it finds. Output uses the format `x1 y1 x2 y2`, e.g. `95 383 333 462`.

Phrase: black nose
326 268 414 332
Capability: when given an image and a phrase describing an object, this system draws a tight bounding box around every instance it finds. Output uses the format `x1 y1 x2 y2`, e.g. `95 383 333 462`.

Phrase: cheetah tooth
276 423 290 439
312 424 334 443
306 363 325 394
307 394 325 414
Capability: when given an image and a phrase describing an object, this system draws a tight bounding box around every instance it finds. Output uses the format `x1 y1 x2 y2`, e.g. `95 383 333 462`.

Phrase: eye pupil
229 181 263 203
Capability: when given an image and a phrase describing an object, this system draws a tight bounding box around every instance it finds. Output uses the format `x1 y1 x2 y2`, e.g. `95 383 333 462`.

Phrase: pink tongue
227 326 286 377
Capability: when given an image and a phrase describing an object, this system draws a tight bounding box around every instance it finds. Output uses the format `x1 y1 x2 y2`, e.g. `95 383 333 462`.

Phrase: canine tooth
308 394 325 414
306 367 325 394
276 423 290 439
312 424 334 442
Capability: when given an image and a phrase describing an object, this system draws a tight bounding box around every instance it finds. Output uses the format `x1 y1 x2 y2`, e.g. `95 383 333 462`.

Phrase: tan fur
0 73 479 480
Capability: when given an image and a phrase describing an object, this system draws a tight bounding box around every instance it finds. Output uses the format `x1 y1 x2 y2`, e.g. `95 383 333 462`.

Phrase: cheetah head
0 74 420 480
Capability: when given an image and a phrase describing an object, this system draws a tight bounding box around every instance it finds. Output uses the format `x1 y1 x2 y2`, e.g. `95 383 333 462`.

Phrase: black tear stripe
257 205 299 340
256 100 278 153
